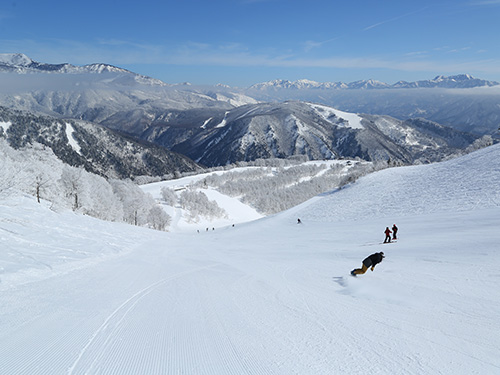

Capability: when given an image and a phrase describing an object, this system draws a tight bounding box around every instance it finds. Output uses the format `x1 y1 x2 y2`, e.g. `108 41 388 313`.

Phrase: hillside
163 101 478 167
0 106 201 178
241 84 500 136
0 144 499 374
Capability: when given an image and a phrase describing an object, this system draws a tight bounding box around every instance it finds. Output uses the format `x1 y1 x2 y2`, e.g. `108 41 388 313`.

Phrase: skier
384 227 392 243
351 252 385 276
392 224 398 240
297 218 302 224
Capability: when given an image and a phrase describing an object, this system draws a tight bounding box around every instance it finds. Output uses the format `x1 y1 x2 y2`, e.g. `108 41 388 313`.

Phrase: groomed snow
1 145 499 374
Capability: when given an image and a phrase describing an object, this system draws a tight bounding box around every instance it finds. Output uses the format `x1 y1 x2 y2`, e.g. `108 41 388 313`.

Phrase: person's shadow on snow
332 276 348 287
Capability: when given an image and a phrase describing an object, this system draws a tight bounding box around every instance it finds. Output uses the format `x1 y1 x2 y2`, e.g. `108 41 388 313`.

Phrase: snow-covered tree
179 189 227 222
60 166 87 211
160 186 177 206
82 173 123 221
465 135 493 153
147 205 171 231
110 179 156 226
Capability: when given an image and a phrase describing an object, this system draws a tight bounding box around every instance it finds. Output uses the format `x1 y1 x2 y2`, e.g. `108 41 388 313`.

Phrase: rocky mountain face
140 101 478 167
0 106 201 179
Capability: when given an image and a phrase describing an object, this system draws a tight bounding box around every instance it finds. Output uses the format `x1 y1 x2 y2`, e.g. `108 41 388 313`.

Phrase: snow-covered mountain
224 75 500 137
0 53 167 86
157 101 478 166
1 144 499 374
0 54 494 167
0 106 201 179
0 54 258 137
243 85 500 136
249 74 499 90
392 74 499 89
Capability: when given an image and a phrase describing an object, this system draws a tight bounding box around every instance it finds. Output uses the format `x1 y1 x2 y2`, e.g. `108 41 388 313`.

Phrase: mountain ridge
1 53 498 90
249 74 499 90
0 53 168 86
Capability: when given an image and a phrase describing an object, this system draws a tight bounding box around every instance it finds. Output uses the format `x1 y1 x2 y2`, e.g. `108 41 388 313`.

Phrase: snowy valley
1 143 499 374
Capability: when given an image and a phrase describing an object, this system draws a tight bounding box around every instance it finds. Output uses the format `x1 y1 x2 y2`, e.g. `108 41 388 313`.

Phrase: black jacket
363 252 384 268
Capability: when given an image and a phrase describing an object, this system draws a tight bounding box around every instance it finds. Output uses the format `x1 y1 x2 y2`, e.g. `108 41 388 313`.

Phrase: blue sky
1 0 499 86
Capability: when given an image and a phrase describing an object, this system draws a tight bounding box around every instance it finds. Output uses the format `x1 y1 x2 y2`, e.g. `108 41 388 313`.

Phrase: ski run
1 144 500 374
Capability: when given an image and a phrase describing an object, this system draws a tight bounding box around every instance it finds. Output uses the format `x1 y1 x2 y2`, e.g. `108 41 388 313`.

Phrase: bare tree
33 174 52 203
60 166 86 211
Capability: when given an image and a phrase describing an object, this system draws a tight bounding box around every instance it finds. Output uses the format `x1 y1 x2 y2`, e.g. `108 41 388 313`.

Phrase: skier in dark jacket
351 252 385 276
392 224 398 240
384 227 392 243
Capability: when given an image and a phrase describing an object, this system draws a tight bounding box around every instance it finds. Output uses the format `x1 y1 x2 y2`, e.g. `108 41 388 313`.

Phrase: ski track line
221 269 305 373
203 277 271 375
67 263 219 375
281 265 313 313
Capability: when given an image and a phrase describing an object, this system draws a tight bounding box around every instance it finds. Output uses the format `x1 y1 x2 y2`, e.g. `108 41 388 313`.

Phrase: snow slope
1 145 500 374
140 170 264 231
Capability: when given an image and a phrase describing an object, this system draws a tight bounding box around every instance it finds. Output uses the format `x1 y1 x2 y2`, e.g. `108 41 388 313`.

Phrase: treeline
160 187 228 223
133 156 315 185
0 140 171 231
190 160 388 215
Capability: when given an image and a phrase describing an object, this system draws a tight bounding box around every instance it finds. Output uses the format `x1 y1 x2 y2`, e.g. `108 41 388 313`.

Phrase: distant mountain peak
0 53 168 86
433 74 473 81
250 74 499 90
0 53 33 66
80 63 131 74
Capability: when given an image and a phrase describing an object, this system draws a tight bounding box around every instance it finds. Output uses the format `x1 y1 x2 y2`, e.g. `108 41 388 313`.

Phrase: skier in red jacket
384 227 392 243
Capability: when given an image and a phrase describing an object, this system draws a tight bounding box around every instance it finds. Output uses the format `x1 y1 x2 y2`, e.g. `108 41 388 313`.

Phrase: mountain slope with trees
163 101 480 167
0 106 201 179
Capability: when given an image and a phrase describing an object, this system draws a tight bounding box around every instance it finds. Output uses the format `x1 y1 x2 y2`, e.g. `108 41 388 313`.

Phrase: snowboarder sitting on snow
384 227 392 243
392 224 398 240
351 252 385 276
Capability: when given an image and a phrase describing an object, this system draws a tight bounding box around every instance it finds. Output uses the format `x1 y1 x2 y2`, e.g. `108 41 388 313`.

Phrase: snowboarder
384 227 392 243
392 224 398 240
297 218 302 224
351 252 385 276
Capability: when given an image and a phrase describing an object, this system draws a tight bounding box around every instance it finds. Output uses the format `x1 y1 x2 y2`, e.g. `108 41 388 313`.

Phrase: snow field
0 144 499 374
